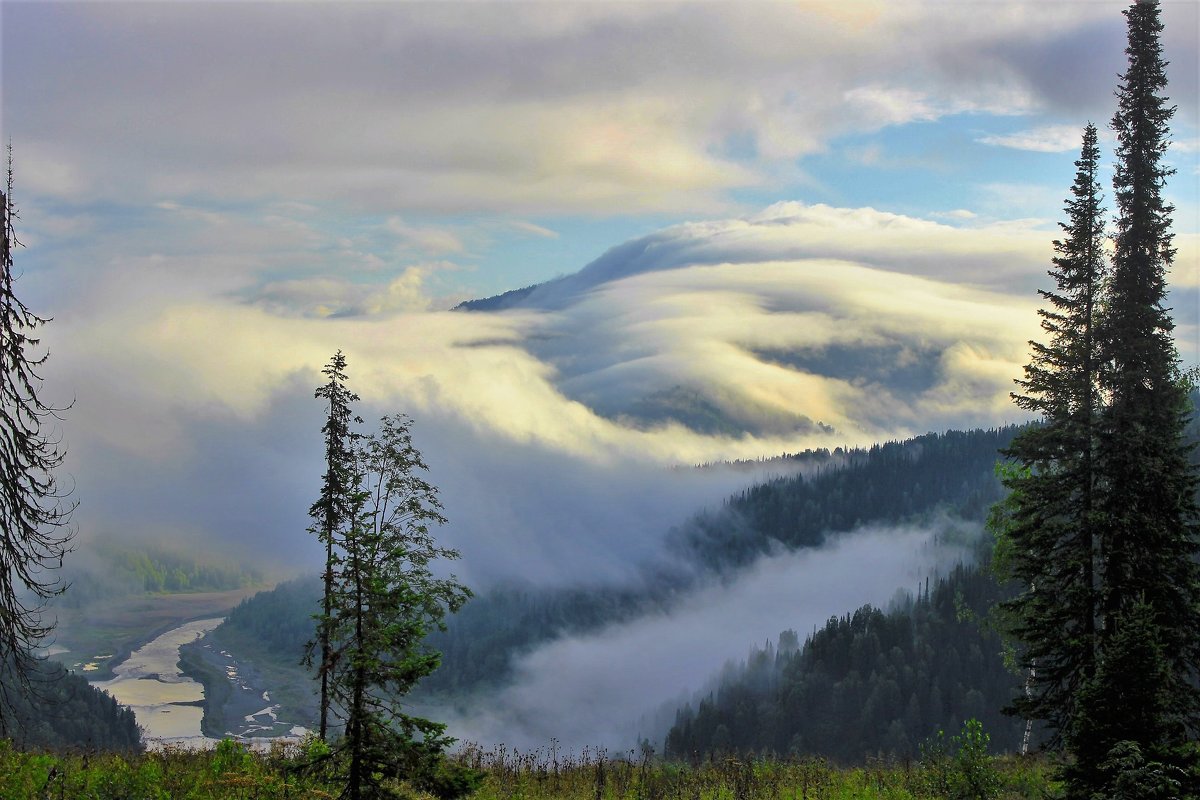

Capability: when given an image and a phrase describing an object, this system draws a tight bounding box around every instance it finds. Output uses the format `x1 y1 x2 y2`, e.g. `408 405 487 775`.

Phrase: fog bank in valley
436 522 980 751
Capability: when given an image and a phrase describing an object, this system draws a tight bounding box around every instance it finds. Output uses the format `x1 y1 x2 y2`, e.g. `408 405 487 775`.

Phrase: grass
459 742 1060 800
0 736 1062 800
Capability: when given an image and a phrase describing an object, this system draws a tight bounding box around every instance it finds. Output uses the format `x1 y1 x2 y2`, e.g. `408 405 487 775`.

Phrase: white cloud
842 86 940 128
441 523 978 749
932 209 978 221
3 1 1156 214
385 218 466 255
977 124 1088 153
507 220 559 239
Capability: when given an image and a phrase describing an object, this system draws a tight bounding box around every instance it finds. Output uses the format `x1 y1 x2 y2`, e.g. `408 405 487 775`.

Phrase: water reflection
93 617 223 749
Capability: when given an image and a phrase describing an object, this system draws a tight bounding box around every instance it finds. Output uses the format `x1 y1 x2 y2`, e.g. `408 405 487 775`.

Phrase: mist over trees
664 560 1024 762
211 423 1019 758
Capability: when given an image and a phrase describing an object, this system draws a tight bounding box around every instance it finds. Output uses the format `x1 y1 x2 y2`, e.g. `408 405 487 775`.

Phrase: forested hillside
57 539 267 608
664 558 1025 761
676 427 1018 570
0 658 141 751
212 426 1019 722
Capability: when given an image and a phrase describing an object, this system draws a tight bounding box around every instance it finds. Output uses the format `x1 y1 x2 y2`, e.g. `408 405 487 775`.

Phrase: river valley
89 617 309 749
92 618 224 749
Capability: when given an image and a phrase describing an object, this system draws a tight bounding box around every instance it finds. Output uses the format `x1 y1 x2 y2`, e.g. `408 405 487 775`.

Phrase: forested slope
664 558 1026 761
1 658 141 751
216 426 1019 704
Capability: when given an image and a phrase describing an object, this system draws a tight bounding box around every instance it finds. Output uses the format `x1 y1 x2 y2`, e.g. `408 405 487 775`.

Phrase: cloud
25 199 1062 593
39 199 1054 457
517 202 1055 310
507 220 560 240
247 263 459 318
977 124 1090 153
438 522 979 750
931 209 978 221
385 219 466 256
6 1 1178 214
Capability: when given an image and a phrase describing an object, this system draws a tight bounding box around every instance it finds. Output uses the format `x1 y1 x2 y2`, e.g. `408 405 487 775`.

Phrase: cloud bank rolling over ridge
30 200 1068 586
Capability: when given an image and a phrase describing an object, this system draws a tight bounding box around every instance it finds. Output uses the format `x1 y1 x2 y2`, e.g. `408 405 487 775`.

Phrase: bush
920 718 1001 800
415 754 484 799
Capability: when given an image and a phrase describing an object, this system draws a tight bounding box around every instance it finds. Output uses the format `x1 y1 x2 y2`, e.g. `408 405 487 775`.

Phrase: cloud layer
436 522 978 750
23 198 1075 587
8 2 1194 215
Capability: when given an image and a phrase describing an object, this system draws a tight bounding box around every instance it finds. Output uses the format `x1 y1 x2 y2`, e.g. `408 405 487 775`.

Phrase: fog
435 520 980 751
33 199 1059 585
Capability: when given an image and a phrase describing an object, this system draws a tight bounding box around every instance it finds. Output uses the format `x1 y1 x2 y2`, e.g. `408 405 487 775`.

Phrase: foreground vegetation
0 729 1059 800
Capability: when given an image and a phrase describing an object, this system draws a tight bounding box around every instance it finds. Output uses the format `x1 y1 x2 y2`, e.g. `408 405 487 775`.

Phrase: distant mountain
452 283 540 312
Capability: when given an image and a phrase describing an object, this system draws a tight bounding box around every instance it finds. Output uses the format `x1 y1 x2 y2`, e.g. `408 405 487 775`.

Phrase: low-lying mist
433 519 982 752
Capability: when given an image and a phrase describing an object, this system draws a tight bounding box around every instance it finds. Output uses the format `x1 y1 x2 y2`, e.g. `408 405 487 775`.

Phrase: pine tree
0 147 75 730
1079 0 1200 791
328 414 470 800
305 351 361 742
1070 600 1187 797
997 124 1106 746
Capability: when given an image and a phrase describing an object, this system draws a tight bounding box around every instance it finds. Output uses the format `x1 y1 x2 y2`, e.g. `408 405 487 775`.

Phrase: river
93 617 224 749
92 616 311 749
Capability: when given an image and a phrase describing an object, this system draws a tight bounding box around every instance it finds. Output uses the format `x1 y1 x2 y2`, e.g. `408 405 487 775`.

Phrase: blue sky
1 1 1198 581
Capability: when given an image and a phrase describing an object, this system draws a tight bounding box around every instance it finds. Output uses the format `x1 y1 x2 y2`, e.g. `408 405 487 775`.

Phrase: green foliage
311 409 470 799
0 655 140 752
918 720 1001 800
1087 740 1188 800
0 739 1063 800
211 738 255 777
664 560 1025 762
59 539 266 607
416 754 485 800
458 743 1058 800
0 738 352 799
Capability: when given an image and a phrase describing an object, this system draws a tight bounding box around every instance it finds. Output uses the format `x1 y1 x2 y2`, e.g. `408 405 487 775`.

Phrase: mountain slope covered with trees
664 558 1024 761
209 425 1018 733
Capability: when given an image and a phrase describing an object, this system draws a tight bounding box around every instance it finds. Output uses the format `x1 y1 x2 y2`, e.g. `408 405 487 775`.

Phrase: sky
2 0 1199 583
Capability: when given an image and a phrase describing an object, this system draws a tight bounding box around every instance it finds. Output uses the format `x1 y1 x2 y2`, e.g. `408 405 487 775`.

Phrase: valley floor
50 587 266 680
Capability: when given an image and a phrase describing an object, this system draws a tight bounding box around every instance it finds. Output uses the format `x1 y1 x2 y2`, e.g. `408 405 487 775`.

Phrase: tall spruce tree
1076 1 1200 792
306 351 361 742
998 123 1106 747
328 414 470 800
0 148 75 730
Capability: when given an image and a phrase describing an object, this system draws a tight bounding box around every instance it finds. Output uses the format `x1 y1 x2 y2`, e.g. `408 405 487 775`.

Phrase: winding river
93 618 224 749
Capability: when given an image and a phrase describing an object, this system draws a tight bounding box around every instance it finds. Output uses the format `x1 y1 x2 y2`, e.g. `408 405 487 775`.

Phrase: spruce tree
1079 0 1200 792
0 148 75 729
328 414 470 800
305 351 361 742
998 123 1106 746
